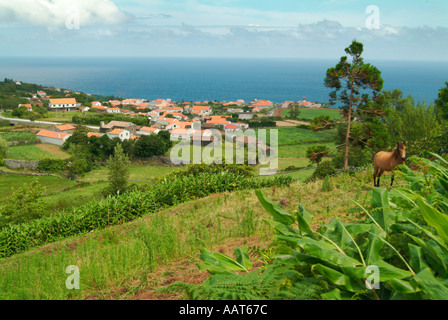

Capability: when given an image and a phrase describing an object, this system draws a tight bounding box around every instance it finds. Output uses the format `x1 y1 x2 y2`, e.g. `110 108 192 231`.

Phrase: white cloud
0 0 132 28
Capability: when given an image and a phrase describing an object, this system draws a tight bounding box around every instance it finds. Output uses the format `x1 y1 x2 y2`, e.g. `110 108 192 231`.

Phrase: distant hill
0 78 118 110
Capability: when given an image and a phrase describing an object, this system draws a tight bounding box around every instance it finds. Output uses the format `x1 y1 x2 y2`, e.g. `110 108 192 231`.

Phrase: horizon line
1 56 448 63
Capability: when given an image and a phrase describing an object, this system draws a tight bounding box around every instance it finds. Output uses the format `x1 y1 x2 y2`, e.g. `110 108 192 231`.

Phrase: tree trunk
344 78 355 171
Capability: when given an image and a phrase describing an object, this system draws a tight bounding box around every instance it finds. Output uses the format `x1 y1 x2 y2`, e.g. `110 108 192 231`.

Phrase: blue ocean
0 57 447 104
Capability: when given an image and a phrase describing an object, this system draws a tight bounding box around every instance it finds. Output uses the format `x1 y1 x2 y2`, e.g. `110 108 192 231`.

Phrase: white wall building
48 98 80 111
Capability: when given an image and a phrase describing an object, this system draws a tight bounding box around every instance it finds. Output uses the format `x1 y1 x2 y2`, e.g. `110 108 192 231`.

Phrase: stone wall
3 159 39 170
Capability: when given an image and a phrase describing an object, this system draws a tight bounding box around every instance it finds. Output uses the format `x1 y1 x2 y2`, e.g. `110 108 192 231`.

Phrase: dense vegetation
166 154 448 300
0 166 292 258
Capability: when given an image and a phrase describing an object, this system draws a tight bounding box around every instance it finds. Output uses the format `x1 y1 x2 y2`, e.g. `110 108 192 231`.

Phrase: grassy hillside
0 168 386 300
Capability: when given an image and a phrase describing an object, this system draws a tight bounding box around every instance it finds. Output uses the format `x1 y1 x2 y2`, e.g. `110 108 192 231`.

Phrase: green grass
0 174 76 202
278 142 338 159
79 164 179 183
282 108 342 121
40 111 80 122
6 144 70 161
0 130 37 142
257 127 336 146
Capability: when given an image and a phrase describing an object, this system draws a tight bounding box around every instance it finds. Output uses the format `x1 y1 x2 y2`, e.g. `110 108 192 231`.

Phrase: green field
282 107 343 121
0 174 76 202
41 111 80 122
256 127 336 146
78 164 179 183
0 130 37 142
6 144 70 161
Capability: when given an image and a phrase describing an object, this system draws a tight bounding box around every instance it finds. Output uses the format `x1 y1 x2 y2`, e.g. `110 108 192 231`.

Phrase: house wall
38 136 67 146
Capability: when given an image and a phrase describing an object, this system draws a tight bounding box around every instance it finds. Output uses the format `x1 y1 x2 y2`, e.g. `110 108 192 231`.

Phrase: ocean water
0 57 447 104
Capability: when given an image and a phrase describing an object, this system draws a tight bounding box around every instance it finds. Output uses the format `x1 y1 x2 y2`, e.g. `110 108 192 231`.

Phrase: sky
0 0 447 60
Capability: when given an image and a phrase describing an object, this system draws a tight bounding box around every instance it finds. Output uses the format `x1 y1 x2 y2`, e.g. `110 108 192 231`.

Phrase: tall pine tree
324 40 383 171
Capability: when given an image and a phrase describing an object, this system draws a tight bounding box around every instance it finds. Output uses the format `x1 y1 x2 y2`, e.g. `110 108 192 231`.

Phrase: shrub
332 147 373 170
308 160 336 181
0 137 7 161
0 179 46 229
102 144 131 197
306 145 330 165
37 159 69 173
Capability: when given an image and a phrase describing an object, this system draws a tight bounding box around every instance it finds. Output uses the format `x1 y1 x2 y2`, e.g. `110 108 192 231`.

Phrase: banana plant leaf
314 264 365 293
417 197 448 244
297 237 363 268
411 268 448 300
371 188 397 234
255 190 295 226
263 219 302 238
197 247 253 275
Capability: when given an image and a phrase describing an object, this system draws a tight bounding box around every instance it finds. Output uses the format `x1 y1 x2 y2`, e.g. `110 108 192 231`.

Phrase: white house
36 130 71 146
236 122 250 130
107 107 122 114
170 128 191 140
138 127 160 135
48 98 80 111
107 129 131 141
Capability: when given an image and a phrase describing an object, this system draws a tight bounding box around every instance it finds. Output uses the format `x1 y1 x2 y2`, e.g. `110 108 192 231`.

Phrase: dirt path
276 120 310 127
35 144 71 159
273 108 285 117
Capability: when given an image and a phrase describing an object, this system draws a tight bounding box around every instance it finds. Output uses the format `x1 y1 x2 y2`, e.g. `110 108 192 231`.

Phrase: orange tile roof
251 100 272 107
37 130 69 140
140 127 158 132
92 105 107 111
56 124 75 131
170 128 189 135
109 129 125 135
87 132 101 138
49 98 77 104
192 106 211 111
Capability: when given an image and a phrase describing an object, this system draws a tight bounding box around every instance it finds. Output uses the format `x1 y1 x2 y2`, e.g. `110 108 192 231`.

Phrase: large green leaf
389 279 418 294
371 188 396 233
314 264 365 293
365 225 386 266
263 219 302 238
255 190 295 225
406 234 448 277
417 197 448 243
374 260 413 281
321 288 342 300
297 204 316 239
408 244 430 274
197 247 253 275
297 237 362 268
411 268 448 300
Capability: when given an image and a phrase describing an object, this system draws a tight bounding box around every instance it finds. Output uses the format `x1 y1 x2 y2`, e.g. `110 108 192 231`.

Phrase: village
14 86 324 147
